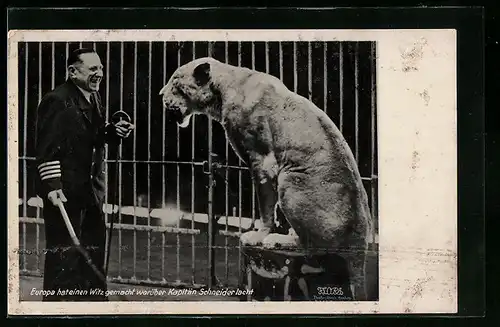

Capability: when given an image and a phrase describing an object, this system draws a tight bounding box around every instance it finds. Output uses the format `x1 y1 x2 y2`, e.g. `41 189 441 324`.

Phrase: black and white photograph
8 29 458 315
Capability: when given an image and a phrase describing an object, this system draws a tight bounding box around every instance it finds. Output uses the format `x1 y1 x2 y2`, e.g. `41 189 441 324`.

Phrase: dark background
17 40 378 228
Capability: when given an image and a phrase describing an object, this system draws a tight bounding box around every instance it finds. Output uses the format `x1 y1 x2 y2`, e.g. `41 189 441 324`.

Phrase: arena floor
19 222 244 295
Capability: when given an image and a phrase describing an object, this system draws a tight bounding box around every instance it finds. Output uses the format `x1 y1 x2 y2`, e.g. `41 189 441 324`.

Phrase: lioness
159 57 375 301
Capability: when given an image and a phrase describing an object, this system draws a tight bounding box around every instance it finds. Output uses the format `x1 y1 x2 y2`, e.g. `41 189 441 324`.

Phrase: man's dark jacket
35 79 118 206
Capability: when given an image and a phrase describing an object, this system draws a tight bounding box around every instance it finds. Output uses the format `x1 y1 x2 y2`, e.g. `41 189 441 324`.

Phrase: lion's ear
193 62 211 86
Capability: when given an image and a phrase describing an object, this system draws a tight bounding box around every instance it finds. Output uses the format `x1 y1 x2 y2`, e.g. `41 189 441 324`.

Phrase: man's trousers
41 190 108 301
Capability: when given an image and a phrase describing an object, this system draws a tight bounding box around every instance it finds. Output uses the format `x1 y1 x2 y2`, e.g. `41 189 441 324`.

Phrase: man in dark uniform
35 48 134 301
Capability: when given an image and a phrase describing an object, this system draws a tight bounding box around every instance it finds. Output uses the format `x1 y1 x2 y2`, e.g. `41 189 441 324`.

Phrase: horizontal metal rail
18 156 378 181
18 217 201 235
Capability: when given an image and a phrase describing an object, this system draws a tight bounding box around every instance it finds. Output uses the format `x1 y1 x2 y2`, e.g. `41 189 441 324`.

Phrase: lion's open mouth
167 106 192 128
178 113 192 128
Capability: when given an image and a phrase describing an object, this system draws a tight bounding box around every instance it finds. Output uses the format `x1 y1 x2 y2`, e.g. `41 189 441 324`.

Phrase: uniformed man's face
69 52 104 92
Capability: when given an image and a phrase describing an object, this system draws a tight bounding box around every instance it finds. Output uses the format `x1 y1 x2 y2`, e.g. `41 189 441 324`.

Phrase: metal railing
17 40 378 290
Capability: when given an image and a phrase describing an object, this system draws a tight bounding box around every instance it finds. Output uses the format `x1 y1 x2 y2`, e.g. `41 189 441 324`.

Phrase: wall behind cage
17 40 378 226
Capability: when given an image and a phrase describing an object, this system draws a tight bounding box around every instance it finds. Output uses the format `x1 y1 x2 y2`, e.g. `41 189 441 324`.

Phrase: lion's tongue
177 113 192 128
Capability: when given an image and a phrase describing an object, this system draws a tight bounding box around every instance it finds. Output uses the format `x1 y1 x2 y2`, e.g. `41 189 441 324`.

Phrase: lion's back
240 72 362 190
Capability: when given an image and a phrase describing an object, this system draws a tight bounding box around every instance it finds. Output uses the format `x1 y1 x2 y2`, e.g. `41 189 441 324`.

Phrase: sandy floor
19 223 244 288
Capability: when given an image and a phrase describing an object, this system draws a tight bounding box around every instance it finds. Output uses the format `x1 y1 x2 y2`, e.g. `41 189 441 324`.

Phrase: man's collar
75 84 92 103
68 78 92 103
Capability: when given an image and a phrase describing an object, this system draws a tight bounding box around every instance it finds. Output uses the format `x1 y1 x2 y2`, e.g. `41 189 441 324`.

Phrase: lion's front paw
240 228 271 246
262 233 300 249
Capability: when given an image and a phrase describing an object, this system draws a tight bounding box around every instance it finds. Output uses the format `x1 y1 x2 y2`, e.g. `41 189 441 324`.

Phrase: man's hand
114 120 135 139
47 189 67 206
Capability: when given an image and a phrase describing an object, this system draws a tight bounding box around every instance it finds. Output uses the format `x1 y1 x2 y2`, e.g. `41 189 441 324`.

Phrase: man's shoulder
40 81 74 104
37 82 78 119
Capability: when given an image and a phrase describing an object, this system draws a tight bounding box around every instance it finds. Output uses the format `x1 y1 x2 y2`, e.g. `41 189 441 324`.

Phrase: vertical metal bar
323 42 328 114
279 41 283 81
103 41 110 270
65 43 69 80
293 42 297 93
224 188 229 284
208 116 214 286
33 52 41 232
37 48 42 115
161 41 167 283
251 41 255 70
370 41 377 235
265 42 269 74
339 42 344 133
292 39 299 236
207 41 215 288
118 41 124 278
223 41 230 284
147 41 152 281
132 41 138 280
21 43 28 272
237 42 243 232
236 206 241 281
35 199 41 271
308 42 312 101
176 42 181 283
251 42 256 225
51 42 55 89
35 187 41 271
264 42 270 72
239 173 243 228
354 42 359 164
161 228 166 283
35 42 42 272
191 41 197 285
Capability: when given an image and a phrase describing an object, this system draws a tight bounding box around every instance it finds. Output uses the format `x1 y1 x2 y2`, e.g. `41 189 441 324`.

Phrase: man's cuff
38 161 62 192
